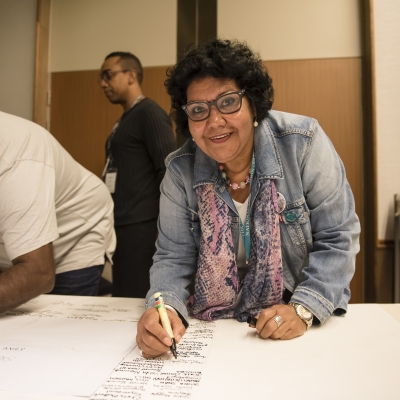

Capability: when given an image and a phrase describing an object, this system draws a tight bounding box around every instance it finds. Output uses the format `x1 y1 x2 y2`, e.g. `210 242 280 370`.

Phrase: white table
0 296 399 400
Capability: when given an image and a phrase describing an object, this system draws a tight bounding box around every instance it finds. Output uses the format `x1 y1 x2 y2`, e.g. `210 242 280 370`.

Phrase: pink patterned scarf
189 179 283 322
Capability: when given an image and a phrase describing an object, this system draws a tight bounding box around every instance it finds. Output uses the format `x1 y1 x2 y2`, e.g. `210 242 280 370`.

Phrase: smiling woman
135 38 361 358
185 77 255 183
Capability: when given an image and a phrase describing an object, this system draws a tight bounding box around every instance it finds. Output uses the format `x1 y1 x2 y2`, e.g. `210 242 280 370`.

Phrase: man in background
0 112 116 312
99 52 176 298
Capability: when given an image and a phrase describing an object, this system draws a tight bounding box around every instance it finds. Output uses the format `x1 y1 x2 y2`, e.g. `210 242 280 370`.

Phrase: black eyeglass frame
181 89 246 121
98 69 130 83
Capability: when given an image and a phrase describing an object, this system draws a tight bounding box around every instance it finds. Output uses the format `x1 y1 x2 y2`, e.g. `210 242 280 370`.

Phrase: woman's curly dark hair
165 38 274 138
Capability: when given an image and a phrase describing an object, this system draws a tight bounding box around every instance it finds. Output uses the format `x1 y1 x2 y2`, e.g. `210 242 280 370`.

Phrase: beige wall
373 0 400 240
0 0 37 120
50 0 362 71
218 0 362 60
50 0 177 72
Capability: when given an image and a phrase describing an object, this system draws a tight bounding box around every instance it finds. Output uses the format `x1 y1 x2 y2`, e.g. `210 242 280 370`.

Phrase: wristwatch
289 302 313 330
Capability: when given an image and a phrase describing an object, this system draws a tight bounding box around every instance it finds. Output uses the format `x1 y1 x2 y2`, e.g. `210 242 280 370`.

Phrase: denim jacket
146 110 360 325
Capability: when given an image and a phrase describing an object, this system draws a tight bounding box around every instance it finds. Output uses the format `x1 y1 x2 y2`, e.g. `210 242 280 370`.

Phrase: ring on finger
272 314 284 328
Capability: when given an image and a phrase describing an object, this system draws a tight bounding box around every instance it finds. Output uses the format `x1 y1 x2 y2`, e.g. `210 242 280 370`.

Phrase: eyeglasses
182 90 246 121
98 69 129 83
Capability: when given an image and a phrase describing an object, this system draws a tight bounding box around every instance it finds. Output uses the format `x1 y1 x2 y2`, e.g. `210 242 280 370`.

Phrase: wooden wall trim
362 0 380 302
368 0 378 251
33 0 51 127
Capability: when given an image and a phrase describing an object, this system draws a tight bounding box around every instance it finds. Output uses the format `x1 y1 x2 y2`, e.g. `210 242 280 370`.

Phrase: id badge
105 168 118 193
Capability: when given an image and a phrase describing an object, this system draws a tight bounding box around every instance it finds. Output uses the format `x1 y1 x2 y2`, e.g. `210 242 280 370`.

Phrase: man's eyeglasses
98 69 129 84
182 90 245 121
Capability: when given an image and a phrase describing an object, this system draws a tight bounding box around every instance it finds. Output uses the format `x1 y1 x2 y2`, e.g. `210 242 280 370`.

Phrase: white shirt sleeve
0 159 59 262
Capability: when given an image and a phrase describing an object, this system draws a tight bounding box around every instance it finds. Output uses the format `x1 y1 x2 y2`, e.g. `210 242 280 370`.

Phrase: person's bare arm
0 243 56 312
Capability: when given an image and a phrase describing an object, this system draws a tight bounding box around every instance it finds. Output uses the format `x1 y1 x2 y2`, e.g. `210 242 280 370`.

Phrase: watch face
298 305 312 320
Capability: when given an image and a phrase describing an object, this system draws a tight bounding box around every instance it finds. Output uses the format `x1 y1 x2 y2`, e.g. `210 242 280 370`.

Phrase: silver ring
272 314 284 328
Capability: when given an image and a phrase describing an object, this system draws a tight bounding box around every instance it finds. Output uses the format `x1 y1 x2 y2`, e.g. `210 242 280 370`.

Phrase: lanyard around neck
235 151 256 264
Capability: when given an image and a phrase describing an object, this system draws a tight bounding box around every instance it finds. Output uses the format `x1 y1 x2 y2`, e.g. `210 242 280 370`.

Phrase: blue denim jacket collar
253 120 284 180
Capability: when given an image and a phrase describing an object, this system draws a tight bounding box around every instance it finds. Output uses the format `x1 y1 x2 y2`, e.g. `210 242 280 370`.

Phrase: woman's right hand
136 307 186 358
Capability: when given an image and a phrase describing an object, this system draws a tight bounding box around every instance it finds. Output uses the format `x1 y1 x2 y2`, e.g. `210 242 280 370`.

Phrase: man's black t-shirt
108 98 176 226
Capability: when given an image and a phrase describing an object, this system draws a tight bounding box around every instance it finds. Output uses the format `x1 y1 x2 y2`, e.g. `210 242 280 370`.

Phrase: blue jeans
49 265 104 296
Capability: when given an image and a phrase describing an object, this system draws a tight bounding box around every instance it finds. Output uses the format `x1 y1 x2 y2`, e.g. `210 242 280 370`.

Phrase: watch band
289 302 313 330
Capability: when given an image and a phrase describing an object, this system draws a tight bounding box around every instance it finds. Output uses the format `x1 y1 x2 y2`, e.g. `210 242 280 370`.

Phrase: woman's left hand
249 304 306 340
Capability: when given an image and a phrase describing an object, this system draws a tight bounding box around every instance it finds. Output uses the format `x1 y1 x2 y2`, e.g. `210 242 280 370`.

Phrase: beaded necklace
219 164 251 190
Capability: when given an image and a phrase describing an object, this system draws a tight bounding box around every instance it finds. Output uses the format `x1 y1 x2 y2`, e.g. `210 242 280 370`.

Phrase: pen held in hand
153 292 178 359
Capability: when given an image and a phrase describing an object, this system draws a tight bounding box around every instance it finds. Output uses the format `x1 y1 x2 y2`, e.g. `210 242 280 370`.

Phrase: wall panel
0 0 37 119
373 0 400 241
266 58 362 215
50 0 177 72
218 0 362 61
50 66 172 178
266 57 364 303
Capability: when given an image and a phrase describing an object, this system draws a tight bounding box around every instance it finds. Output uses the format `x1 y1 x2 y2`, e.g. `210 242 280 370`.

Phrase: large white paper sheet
196 304 400 400
0 295 142 397
90 319 216 399
1 299 400 400
92 304 400 400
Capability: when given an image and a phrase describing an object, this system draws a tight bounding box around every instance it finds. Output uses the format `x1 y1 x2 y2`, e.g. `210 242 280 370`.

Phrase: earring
253 116 258 127
192 137 195 142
